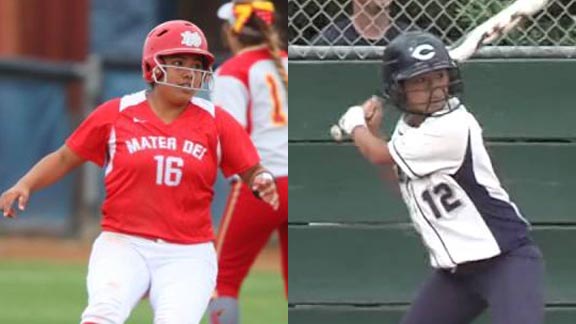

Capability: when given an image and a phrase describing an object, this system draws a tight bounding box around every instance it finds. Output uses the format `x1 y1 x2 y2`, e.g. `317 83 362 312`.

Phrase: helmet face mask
387 68 463 116
142 20 215 92
152 57 214 92
381 31 463 116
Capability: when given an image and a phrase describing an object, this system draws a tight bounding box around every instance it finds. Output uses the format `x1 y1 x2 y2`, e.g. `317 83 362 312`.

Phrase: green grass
0 261 287 324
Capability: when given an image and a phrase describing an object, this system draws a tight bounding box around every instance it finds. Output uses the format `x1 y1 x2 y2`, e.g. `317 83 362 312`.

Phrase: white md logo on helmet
181 31 202 47
411 44 435 60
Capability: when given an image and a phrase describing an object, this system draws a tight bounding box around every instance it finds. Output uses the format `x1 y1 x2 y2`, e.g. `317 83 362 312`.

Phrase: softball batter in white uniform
337 31 544 324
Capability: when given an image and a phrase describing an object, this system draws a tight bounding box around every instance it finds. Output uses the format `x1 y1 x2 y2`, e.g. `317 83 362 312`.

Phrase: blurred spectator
352 0 392 41
311 0 414 46
312 0 390 45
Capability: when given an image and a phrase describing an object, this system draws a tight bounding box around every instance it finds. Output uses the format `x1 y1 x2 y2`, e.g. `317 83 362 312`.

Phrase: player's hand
362 96 384 136
338 106 366 136
251 172 279 210
0 184 30 218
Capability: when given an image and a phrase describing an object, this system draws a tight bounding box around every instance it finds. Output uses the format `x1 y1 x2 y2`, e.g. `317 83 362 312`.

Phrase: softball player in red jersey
208 1 288 324
0 20 279 324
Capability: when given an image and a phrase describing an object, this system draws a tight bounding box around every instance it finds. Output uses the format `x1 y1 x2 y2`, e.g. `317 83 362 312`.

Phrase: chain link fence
289 0 576 59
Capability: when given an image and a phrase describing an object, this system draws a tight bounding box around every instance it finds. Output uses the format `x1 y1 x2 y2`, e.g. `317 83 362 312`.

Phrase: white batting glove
338 105 367 135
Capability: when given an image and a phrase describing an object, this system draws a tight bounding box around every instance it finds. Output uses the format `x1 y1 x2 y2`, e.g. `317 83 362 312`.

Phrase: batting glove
338 105 366 135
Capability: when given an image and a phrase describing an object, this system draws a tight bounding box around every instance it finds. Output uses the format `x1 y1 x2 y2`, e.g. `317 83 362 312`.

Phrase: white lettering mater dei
126 136 177 154
183 140 208 160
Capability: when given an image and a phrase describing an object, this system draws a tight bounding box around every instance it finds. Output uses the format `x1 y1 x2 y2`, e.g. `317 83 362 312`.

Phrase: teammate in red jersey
208 1 288 324
0 20 278 324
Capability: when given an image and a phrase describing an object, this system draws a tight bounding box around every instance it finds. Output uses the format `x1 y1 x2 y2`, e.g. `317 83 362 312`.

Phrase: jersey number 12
421 183 462 218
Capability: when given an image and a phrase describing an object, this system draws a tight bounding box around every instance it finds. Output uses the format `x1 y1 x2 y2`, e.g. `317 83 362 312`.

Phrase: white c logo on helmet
411 44 435 61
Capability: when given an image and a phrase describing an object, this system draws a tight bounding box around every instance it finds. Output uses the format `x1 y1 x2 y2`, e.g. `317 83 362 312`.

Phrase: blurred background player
337 31 544 324
0 20 278 324
208 1 288 324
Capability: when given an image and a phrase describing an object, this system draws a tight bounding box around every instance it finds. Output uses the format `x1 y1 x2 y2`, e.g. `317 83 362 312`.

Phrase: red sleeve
65 99 119 167
215 106 260 177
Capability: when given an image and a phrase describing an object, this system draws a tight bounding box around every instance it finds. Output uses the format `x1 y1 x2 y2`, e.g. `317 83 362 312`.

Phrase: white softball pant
81 231 217 324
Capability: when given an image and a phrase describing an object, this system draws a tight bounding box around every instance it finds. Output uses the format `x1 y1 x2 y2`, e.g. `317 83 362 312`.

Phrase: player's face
163 54 205 89
403 69 449 114
155 54 206 104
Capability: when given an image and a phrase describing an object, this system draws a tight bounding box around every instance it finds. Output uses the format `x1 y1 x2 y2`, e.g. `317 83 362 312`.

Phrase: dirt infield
0 236 281 271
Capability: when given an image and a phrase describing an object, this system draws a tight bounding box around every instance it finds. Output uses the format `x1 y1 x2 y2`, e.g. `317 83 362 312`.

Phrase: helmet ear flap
380 65 405 111
201 56 211 71
387 80 407 111
448 66 463 96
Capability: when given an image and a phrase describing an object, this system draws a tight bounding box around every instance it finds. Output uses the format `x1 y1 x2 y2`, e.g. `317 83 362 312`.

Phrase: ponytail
262 25 288 91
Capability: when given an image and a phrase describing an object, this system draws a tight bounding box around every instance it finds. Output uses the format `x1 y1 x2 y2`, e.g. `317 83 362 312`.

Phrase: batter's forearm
352 127 394 165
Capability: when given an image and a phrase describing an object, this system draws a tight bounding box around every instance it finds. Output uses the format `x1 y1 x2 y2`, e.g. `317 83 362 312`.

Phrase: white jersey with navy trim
389 99 531 269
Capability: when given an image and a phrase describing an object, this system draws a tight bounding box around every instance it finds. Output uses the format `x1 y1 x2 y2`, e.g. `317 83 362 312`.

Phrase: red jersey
66 90 259 243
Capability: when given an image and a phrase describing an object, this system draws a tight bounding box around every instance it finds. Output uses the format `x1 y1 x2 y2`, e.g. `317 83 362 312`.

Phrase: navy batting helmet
381 31 462 115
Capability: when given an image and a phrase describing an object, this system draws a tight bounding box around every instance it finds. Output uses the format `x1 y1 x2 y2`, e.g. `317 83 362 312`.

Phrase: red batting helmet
142 20 215 83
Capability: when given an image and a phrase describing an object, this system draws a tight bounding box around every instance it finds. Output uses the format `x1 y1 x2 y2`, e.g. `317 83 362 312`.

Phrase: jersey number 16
154 155 183 186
